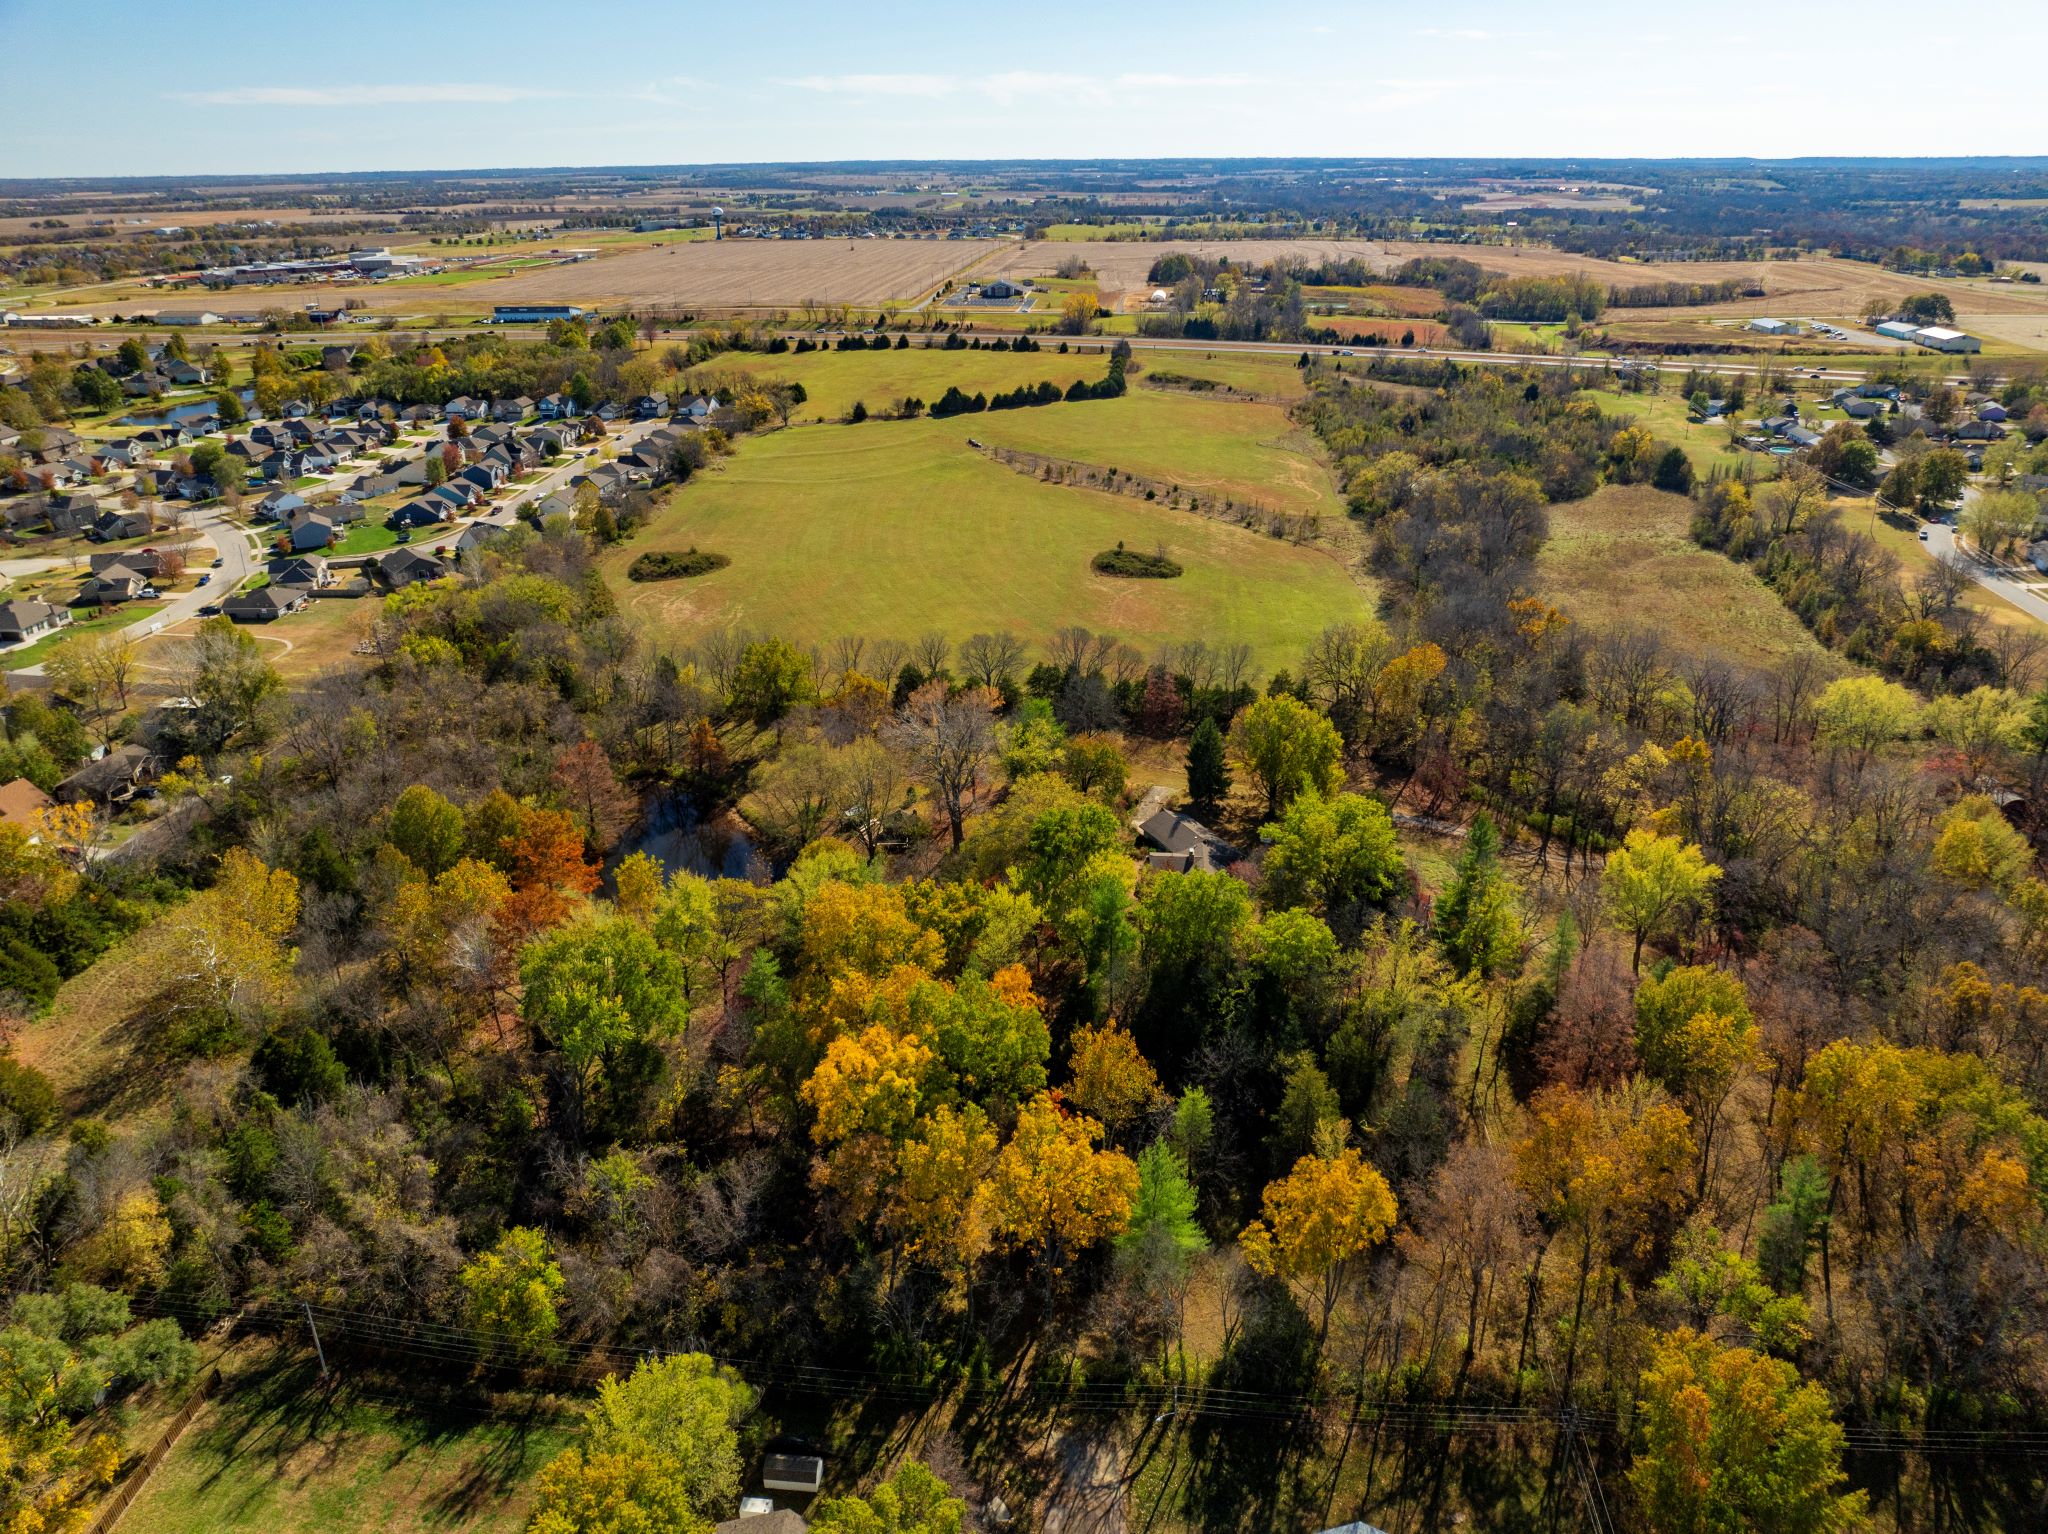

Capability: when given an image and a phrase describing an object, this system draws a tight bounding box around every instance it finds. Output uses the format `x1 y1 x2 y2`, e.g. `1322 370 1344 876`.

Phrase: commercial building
1875 320 1923 341
1912 326 1981 353
1748 317 1791 335
491 305 585 323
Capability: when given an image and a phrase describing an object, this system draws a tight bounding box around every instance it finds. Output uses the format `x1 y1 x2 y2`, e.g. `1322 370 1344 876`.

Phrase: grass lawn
121 1359 576 1534
1537 485 1847 671
600 413 1368 667
929 388 1341 518
1581 387 1748 477
332 522 402 555
0 603 165 671
691 346 1106 425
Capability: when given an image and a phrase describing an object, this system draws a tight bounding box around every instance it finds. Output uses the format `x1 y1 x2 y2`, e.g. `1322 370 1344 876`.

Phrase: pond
607 792 763 884
118 388 254 428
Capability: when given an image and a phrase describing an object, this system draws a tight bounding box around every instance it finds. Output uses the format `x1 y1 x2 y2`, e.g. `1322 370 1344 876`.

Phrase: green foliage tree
810 1461 966 1534
1228 694 1342 816
1259 790 1404 913
521 916 686 1136
459 1226 564 1358
1602 830 1721 972
388 783 466 877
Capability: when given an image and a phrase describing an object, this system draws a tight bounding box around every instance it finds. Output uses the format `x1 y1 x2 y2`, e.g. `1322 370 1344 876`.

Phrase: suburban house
223 585 309 622
492 396 534 422
54 744 155 807
444 396 484 421
255 490 308 522
162 359 208 386
0 598 69 644
632 394 667 419
90 508 156 542
120 371 171 398
456 461 506 495
375 546 446 588
0 777 54 828
455 516 517 557
536 392 572 419
91 548 180 580
388 499 449 531
91 439 146 469
267 553 332 588
1136 805 1237 874
286 513 338 552
42 492 102 533
130 424 189 451
677 393 721 424
76 562 151 605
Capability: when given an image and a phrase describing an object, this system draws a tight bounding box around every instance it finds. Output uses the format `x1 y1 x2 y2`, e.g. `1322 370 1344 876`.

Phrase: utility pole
303 1301 329 1379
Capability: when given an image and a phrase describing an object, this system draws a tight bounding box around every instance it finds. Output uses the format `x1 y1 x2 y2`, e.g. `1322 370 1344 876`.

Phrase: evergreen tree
1433 813 1522 978
1185 715 1230 805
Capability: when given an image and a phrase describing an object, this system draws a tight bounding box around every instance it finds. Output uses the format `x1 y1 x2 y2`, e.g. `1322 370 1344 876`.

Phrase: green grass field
693 346 1106 424
331 522 402 555
121 1361 575 1534
600 412 1367 666
1536 484 1846 671
929 387 1340 517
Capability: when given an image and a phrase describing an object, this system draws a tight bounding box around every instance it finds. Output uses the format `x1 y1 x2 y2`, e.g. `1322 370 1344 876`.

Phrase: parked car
198 603 220 616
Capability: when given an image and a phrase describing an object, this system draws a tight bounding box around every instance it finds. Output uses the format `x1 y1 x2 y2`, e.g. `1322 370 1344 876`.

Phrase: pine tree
1434 813 1522 977
1185 715 1229 805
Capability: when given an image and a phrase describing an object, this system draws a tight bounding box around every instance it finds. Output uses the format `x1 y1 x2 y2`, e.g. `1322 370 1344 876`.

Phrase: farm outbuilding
1913 326 1981 353
1876 320 1922 341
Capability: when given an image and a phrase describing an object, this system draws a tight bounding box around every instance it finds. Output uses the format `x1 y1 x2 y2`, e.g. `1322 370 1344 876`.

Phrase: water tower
711 206 723 241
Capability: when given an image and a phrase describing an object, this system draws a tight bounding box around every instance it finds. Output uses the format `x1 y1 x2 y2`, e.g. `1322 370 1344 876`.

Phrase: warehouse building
1912 326 1981 353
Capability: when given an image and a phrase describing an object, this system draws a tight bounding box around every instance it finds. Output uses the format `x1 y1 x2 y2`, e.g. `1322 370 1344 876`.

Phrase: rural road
1923 520 2048 625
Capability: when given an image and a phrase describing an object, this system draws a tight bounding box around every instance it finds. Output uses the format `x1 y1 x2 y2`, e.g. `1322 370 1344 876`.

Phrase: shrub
1091 543 1182 579
628 549 731 582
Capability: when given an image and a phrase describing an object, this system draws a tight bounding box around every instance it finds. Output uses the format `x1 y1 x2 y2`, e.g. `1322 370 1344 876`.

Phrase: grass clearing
1581 387 1748 476
123 1358 576 1534
331 522 402 555
1134 350 1313 399
600 413 1367 666
1537 484 1846 671
16 909 189 1119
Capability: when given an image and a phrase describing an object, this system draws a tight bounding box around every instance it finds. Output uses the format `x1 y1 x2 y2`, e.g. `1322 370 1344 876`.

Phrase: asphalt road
1922 520 2048 625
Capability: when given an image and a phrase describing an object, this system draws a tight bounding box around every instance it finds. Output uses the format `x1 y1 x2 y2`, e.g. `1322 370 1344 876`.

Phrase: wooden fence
83 1366 221 1534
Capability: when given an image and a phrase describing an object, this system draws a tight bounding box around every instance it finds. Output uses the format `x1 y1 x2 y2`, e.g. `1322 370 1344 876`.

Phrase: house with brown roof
0 778 54 827
0 599 69 644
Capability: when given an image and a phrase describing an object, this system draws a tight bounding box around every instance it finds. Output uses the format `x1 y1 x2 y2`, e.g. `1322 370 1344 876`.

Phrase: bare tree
1046 625 1098 674
910 631 951 677
886 682 996 848
826 635 868 683
959 632 1026 691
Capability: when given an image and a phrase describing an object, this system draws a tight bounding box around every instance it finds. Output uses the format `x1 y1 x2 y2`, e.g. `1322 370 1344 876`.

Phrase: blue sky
5 0 2045 177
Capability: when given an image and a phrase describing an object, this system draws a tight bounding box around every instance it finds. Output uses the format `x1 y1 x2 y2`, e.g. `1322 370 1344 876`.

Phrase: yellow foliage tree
1240 1147 1398 1351
1066 1021 1164 1142
986 1093 1137 1281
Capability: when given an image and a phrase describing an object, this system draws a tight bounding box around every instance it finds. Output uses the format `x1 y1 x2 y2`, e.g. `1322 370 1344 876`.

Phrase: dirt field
413 236 1004 309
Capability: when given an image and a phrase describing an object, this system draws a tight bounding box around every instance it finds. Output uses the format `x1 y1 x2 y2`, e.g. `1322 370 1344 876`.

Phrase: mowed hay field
927 387 1341 518
1537 485 1845 671
601 416 1368 665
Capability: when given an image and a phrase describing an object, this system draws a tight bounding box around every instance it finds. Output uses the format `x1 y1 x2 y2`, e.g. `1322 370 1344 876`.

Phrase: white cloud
174 83 564 107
